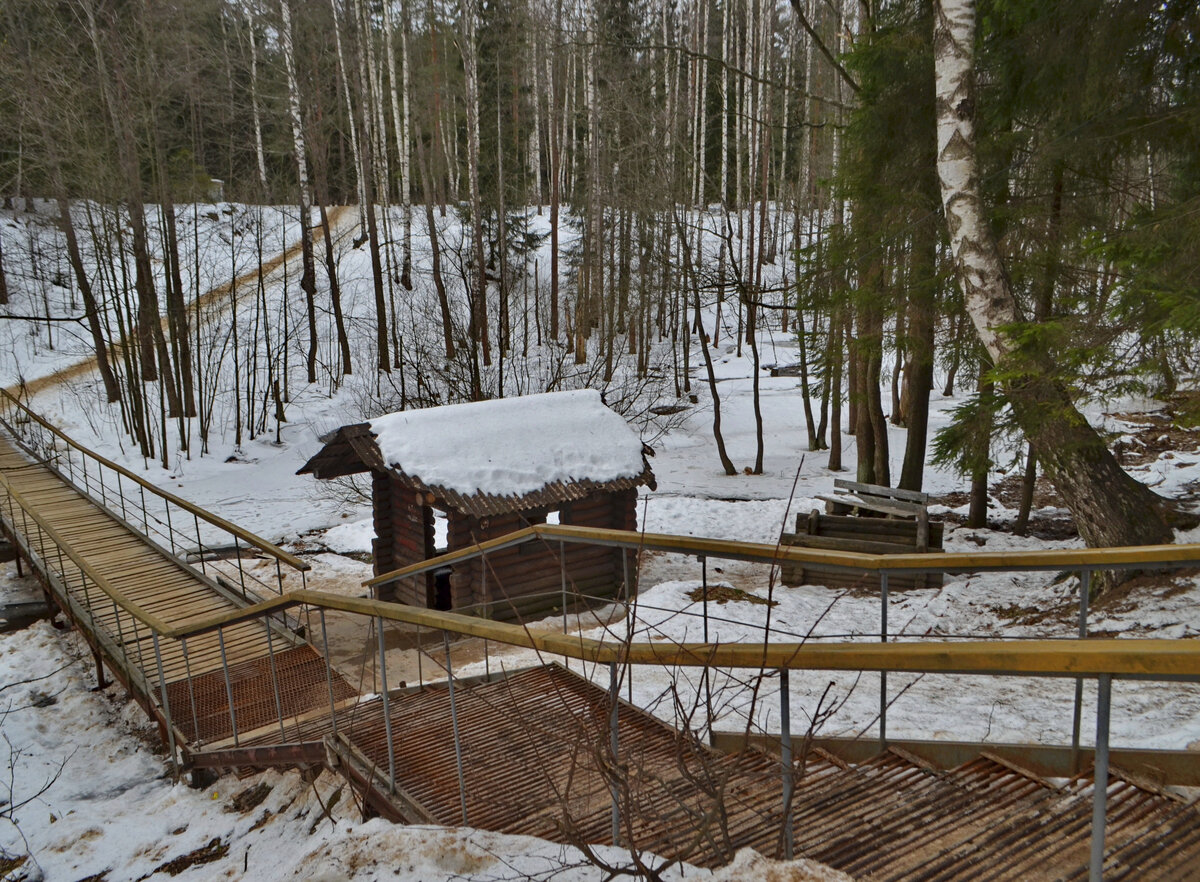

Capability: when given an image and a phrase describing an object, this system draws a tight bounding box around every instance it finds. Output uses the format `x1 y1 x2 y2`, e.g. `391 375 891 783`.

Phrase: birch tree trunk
548 0 562 341
245 7 269 196
461 0 491 379
329 0 368 225
384 0 413 290
933 0 1174 552
279 0 320 384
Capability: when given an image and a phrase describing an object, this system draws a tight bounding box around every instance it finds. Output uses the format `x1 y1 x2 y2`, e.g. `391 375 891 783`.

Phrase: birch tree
279 0 320 384
933 0 1175 552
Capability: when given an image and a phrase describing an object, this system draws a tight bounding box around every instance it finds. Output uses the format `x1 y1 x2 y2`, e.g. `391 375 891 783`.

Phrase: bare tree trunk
967 370 992 528
245 6 269 195
934 0 1174 551
1014 443 1036 536
414 120 455 360
898 214 937 491
329 0 368 223
0 234 7 306
461 0 491 377
679 218 736 476
384 0 414 290
159 186 196 418
279 0 320 384
56 197 119 402
548 13 562 341
827 308 844 471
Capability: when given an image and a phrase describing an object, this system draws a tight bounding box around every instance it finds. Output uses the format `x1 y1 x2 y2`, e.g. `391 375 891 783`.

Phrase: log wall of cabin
444 489 638 621
371 472 433 605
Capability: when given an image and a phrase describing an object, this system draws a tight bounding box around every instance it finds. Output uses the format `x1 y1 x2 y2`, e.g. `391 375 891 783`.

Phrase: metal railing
365 523 1200 878
0 387 309 610
5 406 1200 878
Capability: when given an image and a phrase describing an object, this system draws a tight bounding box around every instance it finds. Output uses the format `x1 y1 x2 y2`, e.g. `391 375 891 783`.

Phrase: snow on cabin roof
365 389 650 502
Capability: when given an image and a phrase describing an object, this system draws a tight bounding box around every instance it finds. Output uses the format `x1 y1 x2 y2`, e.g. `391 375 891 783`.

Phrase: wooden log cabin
298 390 656 621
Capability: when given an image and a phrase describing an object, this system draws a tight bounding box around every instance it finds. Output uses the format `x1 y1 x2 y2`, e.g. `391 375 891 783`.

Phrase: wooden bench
780 480 944 590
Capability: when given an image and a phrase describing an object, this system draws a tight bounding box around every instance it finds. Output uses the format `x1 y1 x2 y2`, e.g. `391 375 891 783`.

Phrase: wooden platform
0 433 345 748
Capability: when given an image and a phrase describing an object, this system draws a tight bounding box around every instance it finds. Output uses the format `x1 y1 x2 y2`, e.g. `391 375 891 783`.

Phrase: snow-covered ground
0 577 845 882
3 200 1200 878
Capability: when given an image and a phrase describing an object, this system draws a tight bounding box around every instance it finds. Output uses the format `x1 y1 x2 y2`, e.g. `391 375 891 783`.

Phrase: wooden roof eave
300 421 656 515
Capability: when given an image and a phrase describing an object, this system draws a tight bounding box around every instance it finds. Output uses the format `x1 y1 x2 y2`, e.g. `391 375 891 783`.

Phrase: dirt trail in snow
5 204 355 400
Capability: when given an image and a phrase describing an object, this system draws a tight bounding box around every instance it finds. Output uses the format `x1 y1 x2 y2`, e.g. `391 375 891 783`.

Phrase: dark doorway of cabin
433 568 452 611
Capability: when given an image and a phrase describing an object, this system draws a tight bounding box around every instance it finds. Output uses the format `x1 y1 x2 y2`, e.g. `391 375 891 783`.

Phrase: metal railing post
444 630 469 825
264 620 287 742
623 551 633 705
1090 673 1112 882
217 626 240 746
609 661 621 847
560 539 568 636
194 514 206 575
780 668 794 861
1072 569 1091 769
378 617 396 793
130 613 147 671
152 634 179 779
139 485 148 533
233 536 247 598
701 554 713 745
180 637 201 744
880 570 889 751
622 548 632 603
6 496 21 578
165 499 175 555
111 599 128 665
78 566 95 622
118 473 127 521
320 609 338 736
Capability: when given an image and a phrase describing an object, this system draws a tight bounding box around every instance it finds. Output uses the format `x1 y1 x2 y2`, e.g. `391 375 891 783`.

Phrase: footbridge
2 388 1199 880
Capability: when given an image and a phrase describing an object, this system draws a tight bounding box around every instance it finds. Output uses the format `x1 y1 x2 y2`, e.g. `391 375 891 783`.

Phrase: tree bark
934 0 1173 551
898 213 937 491
56 197 119 402
0 234 7 306
279 0 320 383
461 0 490 378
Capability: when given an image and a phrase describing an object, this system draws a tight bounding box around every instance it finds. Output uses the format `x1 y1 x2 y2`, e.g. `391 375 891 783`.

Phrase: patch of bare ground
141 838 228 879
987 598 1077 629
1108 394 1200 468
931 487 1079 541
1089 567 1200 614
686 584 778 606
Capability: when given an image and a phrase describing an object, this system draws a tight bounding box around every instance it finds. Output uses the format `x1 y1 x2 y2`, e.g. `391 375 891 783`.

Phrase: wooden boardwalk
0 431 350 749
2 417 1200 879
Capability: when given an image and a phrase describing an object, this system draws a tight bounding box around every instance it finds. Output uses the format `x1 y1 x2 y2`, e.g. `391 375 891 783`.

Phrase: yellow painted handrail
366 522 1200 588
159 589 1200 679
0 388 309 572
5 467 1200 680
